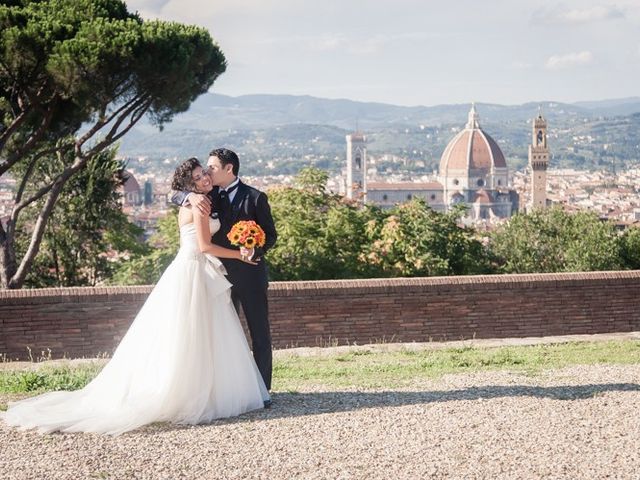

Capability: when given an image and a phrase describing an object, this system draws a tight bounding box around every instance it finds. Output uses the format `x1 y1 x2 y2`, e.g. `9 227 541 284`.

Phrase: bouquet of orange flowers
227 220 266 249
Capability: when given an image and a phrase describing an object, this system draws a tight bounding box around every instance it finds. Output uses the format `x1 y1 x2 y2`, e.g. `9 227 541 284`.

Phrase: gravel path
1 363 639 479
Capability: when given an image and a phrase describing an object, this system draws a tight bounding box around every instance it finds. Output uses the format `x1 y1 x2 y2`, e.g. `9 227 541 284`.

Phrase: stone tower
346 132 367 201
528 110 549 210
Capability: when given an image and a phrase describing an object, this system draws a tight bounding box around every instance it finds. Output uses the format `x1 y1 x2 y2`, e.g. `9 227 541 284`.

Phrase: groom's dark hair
209 148 240 176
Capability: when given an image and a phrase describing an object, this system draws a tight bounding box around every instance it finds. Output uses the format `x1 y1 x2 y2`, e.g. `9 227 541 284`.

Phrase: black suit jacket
171 181 277 290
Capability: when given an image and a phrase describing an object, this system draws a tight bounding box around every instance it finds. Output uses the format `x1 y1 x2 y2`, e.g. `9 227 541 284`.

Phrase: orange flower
227 220 267 248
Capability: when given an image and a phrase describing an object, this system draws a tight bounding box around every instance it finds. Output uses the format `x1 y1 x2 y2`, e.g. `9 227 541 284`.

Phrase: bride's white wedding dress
1 219 269 435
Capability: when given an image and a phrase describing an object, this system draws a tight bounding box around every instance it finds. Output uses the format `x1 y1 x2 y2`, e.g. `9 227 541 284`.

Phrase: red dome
439 105 507 174
122 170 141 193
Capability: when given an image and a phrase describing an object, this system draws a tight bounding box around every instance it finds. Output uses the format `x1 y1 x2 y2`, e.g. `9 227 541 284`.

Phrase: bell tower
346 132 367 202
528 110 549 210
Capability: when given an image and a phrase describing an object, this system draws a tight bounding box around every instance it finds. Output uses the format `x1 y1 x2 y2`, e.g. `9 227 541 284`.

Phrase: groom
171 148 277 395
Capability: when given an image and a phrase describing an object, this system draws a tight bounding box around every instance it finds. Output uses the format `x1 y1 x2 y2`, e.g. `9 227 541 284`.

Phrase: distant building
143 180 153 206
528 110 550 210
119 170 142 206
345 132 367 201
367 182 446 211
438 104 518 219
356 104 519 220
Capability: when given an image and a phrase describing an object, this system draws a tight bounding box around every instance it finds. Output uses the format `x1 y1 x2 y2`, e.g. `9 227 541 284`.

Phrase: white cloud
545 51 594 69
533 5 625 25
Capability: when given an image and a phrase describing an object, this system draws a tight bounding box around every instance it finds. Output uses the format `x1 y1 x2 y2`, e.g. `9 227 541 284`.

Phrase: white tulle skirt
1 252 269 435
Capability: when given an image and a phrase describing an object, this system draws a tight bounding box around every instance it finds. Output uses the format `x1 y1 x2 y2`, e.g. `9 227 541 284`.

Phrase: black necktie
217 183 238 221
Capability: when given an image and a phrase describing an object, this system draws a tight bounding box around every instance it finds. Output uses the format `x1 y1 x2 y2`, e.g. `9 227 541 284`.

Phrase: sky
126 0 640 107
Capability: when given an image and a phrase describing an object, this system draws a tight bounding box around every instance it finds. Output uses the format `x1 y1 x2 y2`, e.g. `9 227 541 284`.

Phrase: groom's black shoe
263 399 272 409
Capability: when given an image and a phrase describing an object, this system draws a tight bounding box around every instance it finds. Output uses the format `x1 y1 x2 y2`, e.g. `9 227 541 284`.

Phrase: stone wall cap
0 285 153 300
269 270 640 292
1 270 639 300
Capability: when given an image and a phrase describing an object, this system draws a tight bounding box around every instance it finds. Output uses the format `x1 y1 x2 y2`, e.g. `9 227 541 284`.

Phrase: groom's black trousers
218 242 273 392
229 281 272 390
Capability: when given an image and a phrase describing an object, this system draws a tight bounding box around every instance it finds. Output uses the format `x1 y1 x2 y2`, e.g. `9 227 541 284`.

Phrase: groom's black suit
172 181 277 389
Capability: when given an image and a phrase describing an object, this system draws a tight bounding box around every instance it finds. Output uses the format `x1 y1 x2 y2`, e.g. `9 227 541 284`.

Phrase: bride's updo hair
172 157 201 191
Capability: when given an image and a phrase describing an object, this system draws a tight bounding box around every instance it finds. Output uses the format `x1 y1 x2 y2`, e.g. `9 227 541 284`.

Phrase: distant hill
573 97 640 116
118 94 640 175
126 93 604 133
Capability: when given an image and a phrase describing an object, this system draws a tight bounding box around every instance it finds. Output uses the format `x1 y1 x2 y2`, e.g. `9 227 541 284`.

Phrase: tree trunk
0 226 18 289
10 179 67 289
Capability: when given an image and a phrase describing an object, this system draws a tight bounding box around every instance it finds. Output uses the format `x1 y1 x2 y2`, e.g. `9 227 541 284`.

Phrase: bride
1 158 270 435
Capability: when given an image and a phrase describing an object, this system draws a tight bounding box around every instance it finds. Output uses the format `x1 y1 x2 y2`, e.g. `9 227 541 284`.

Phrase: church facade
349 104 547 221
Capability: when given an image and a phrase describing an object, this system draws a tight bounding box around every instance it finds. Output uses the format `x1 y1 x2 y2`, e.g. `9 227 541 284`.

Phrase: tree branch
75 95 142 147
11 94 149 227
112 77 137 100
8 145 90 288
11 150 84 221
13 146 62 206
80 97 151 159
0 106 55 177
9 97 154 238
101 96 149 143
0 108 31 152
9 177 68 288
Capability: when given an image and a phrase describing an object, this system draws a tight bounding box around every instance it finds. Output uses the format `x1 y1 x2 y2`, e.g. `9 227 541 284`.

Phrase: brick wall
1 271 639 360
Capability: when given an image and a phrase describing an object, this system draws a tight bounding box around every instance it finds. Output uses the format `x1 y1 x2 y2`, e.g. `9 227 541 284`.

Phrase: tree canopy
489 207 623 273
266 167 371 280
361 201 491 277
265 167 491 281
0 0 226 288
104 166 640 285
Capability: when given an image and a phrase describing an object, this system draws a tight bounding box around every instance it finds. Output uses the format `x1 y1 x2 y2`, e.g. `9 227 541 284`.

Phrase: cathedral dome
439 105 507 174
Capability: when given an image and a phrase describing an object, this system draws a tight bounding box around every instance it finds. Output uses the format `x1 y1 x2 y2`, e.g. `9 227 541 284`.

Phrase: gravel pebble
1 363 639 479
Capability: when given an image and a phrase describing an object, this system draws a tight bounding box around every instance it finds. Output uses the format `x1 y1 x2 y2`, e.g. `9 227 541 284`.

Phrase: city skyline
127 0 640 107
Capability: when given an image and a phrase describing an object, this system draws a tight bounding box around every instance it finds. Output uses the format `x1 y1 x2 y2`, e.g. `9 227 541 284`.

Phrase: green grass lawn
0 362 104 395
273 340 640 391
1 340 639 410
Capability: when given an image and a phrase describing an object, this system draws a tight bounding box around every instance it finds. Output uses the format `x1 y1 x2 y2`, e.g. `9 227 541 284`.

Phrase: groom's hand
189 193 211 216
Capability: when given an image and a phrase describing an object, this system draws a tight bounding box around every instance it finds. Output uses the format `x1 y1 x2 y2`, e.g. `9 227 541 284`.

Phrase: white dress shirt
222 178 240 203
